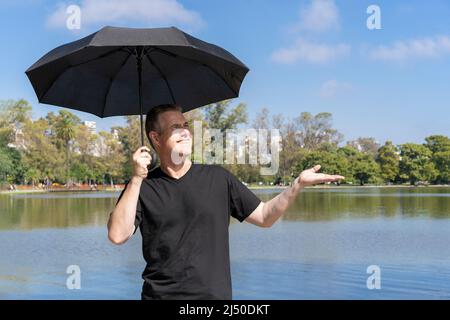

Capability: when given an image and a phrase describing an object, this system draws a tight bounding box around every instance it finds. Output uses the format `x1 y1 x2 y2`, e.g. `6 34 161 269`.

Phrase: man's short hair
145 104 183 149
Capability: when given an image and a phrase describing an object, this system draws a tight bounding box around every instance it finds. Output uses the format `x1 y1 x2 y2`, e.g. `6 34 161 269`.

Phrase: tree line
0 99 448 187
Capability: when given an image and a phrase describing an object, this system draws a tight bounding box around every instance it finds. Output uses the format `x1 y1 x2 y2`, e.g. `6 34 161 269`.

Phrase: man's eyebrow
170 121 189 128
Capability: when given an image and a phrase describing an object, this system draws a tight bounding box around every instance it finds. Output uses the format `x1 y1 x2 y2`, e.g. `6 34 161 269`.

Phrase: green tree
70 162 93 184
0 146 14 183
22 118 62 185
305 145 380 186
430 150 450 184
296 147 350 185
425 135 450 184
298 150 338 174
425 135 450 153
352 153 379 186
336 146 358 184
53 110 81 182
399 143 438 185
376 141 400 183
71 124 101 184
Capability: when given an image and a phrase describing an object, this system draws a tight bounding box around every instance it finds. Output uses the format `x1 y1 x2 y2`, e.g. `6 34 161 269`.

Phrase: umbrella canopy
26 26 249 147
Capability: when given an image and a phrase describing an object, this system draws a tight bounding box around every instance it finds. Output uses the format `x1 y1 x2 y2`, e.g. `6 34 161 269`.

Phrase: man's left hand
296 164 345 187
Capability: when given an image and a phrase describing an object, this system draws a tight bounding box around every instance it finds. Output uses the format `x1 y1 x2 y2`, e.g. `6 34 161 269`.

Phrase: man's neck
159 156 192 179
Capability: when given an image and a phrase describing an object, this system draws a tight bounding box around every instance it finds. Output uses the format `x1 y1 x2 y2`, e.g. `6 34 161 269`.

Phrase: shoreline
1 184 448 195
248 184 450 190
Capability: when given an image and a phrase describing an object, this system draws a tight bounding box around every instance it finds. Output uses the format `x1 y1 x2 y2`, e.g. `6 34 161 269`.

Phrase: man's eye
172 123 190 130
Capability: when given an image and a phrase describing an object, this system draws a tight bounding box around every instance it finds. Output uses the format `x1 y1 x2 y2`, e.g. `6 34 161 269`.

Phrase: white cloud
319 79 353 98
46 0 205 31
369 35 450 62
291 0 339 33
271 38 350 64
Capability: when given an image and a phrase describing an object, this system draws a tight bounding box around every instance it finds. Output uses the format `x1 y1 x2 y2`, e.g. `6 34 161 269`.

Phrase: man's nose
180 128 191 138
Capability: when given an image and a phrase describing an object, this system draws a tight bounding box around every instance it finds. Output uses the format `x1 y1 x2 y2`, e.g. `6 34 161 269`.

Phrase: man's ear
149 131 160 148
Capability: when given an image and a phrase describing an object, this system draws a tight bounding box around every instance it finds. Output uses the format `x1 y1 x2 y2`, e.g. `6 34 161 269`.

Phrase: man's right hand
109 147 150 244
132 146 152 180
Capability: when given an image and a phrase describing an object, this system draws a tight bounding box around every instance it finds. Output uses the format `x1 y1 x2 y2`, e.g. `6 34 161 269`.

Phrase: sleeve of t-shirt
115 181 143 234
225 169 262 222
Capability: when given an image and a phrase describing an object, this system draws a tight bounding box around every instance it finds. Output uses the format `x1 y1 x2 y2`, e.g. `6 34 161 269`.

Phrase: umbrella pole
137 48 144 146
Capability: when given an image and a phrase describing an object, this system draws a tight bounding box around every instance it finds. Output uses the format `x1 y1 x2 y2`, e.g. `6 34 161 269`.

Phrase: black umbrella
25 26 249 151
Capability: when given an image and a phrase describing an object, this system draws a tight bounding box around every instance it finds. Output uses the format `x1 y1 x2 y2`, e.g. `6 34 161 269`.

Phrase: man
107 104 344 300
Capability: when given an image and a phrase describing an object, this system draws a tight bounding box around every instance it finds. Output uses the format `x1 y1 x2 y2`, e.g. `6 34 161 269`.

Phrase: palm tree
55 110 79 183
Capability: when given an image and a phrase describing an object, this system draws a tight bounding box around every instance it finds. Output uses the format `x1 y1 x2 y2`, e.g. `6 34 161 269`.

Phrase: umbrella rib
144 53 177 105
101 50 133 117
70 47 127 69
151 47 238 97
38 47 128 102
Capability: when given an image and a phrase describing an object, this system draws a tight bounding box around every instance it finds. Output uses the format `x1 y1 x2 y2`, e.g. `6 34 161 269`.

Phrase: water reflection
0 193 118 230
1 187 448 230
259 187 450 221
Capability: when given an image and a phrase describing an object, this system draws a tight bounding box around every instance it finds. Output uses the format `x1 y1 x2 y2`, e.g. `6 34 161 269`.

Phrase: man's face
152 110 192 158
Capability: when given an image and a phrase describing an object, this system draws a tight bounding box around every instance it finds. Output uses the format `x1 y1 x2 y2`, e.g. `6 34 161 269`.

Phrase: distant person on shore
107 104 344 300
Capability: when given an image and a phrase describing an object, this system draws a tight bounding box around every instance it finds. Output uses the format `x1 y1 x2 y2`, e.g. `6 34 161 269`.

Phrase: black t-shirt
115 163 261 300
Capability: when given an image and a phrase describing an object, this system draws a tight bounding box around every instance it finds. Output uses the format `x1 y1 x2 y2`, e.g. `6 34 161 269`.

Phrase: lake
0 186 449 299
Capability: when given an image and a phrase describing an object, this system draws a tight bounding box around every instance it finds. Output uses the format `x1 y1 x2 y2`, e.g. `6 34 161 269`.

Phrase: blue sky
0 0 449 145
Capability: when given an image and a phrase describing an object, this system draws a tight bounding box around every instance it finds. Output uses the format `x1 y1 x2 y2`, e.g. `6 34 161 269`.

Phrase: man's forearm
108 176 142 243
262 178 303 227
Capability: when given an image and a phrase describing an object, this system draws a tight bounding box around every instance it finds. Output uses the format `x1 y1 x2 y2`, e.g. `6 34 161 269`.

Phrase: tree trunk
66 143 70 184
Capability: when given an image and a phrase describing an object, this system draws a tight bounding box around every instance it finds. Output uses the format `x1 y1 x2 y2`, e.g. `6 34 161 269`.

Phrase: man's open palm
298 165 345 187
